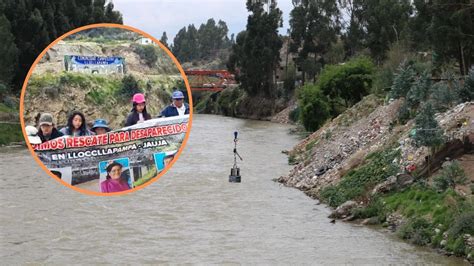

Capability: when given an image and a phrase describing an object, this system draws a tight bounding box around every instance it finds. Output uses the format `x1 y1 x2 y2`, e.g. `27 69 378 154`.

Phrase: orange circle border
19 23 194 196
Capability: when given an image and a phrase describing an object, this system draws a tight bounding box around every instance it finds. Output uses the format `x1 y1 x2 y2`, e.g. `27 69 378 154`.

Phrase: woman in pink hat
124 93 152 126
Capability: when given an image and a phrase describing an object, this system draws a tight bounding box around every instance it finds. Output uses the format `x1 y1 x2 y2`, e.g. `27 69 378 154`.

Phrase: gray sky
112 0 293 43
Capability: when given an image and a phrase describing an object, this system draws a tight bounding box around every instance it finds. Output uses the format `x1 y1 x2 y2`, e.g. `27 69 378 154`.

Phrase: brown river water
0 114 467 264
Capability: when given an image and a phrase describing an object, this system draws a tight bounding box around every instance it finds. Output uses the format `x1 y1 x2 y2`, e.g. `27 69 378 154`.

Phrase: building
135 37 156 46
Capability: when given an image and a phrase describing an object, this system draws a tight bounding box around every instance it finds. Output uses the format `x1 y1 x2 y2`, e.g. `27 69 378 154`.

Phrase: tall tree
360 0 412 63
160 31 169 49
289 0 340 84
228 0 283 97
1 0 123 95
340 0 365 57
0 14 18 96
428 0 473 75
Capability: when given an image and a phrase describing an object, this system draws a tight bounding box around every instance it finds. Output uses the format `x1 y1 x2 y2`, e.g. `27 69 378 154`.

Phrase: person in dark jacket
37 113 64 143
160 90 190 117
60 111 93 136
125 93 152 126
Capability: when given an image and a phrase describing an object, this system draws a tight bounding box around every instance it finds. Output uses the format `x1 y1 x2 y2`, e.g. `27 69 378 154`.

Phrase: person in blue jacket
160 90 190 117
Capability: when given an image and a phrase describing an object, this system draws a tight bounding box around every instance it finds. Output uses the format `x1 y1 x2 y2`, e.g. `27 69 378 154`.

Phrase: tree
359 0 412 62
340 0 366 57
412 103 444 148
1 0 123 95
390 60 416 99
172 19 231 62
317 56 374 114
172 25 199 62
457 66 474 102
104 2 123 23
0 14 18 90
429 71 462 112
433 160 467 191
289 0 340 83
428 0 473 75
227 0 283 97
160 31 169 48
407 0 432 51
406 69 431 109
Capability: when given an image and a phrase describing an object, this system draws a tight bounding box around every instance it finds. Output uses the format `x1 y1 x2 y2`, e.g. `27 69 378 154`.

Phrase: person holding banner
60 111 93 136
100 161 130 193
91 119 111 135
37 113 64 143
160 90 190 117
125 93 152 126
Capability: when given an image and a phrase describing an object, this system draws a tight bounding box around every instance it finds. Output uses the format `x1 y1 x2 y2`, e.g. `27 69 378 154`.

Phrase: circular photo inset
20 24 192 195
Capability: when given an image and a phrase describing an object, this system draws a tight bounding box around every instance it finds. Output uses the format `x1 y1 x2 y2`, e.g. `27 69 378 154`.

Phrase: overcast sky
112 0 293 43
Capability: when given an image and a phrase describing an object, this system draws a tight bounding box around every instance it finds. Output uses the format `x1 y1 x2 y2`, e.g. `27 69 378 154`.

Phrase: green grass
0 123 23 145
305 139 318 151
0 103 16 113
350 184 473 256
384 186 462 225
320 148 401 207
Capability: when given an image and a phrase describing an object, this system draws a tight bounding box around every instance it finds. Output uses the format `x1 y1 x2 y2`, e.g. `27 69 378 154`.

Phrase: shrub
298 84 331 132
318 56 375 110
0 82 9 97
430 81 457 112
319 186 347 208
406 70 431 109
216 87 243 116
0 123 23 145
433 160 467 191
397 217 432 246
446 235 469 257
288 106 300 123
412 103 444 148
372 43 413 96
449 211 474 237
397 100 411 125
352 198 386 221
59 72 91 88
457 66 473 102
119 75 141 98
134 45 158 67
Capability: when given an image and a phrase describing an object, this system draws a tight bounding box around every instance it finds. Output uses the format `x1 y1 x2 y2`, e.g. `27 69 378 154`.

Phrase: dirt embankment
278 99 473 194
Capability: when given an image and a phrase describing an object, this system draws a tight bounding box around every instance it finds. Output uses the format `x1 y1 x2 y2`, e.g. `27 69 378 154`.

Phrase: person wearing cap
100 161 130 193
125 93 152 126
160 90 190 117
91 119 111 135
37 113 64 143
25 125 42 144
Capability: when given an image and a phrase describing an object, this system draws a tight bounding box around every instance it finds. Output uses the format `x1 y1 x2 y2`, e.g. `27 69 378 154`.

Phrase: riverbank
277 97 474 262
193 86 291 122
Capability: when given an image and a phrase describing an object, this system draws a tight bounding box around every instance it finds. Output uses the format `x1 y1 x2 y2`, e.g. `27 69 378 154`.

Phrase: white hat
25 125 42 144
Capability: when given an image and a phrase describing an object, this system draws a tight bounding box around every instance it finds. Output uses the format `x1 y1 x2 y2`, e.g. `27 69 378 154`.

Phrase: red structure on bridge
184 70 236 92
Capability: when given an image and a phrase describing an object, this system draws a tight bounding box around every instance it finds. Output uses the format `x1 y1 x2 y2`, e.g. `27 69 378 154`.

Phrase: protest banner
32 115 188 190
